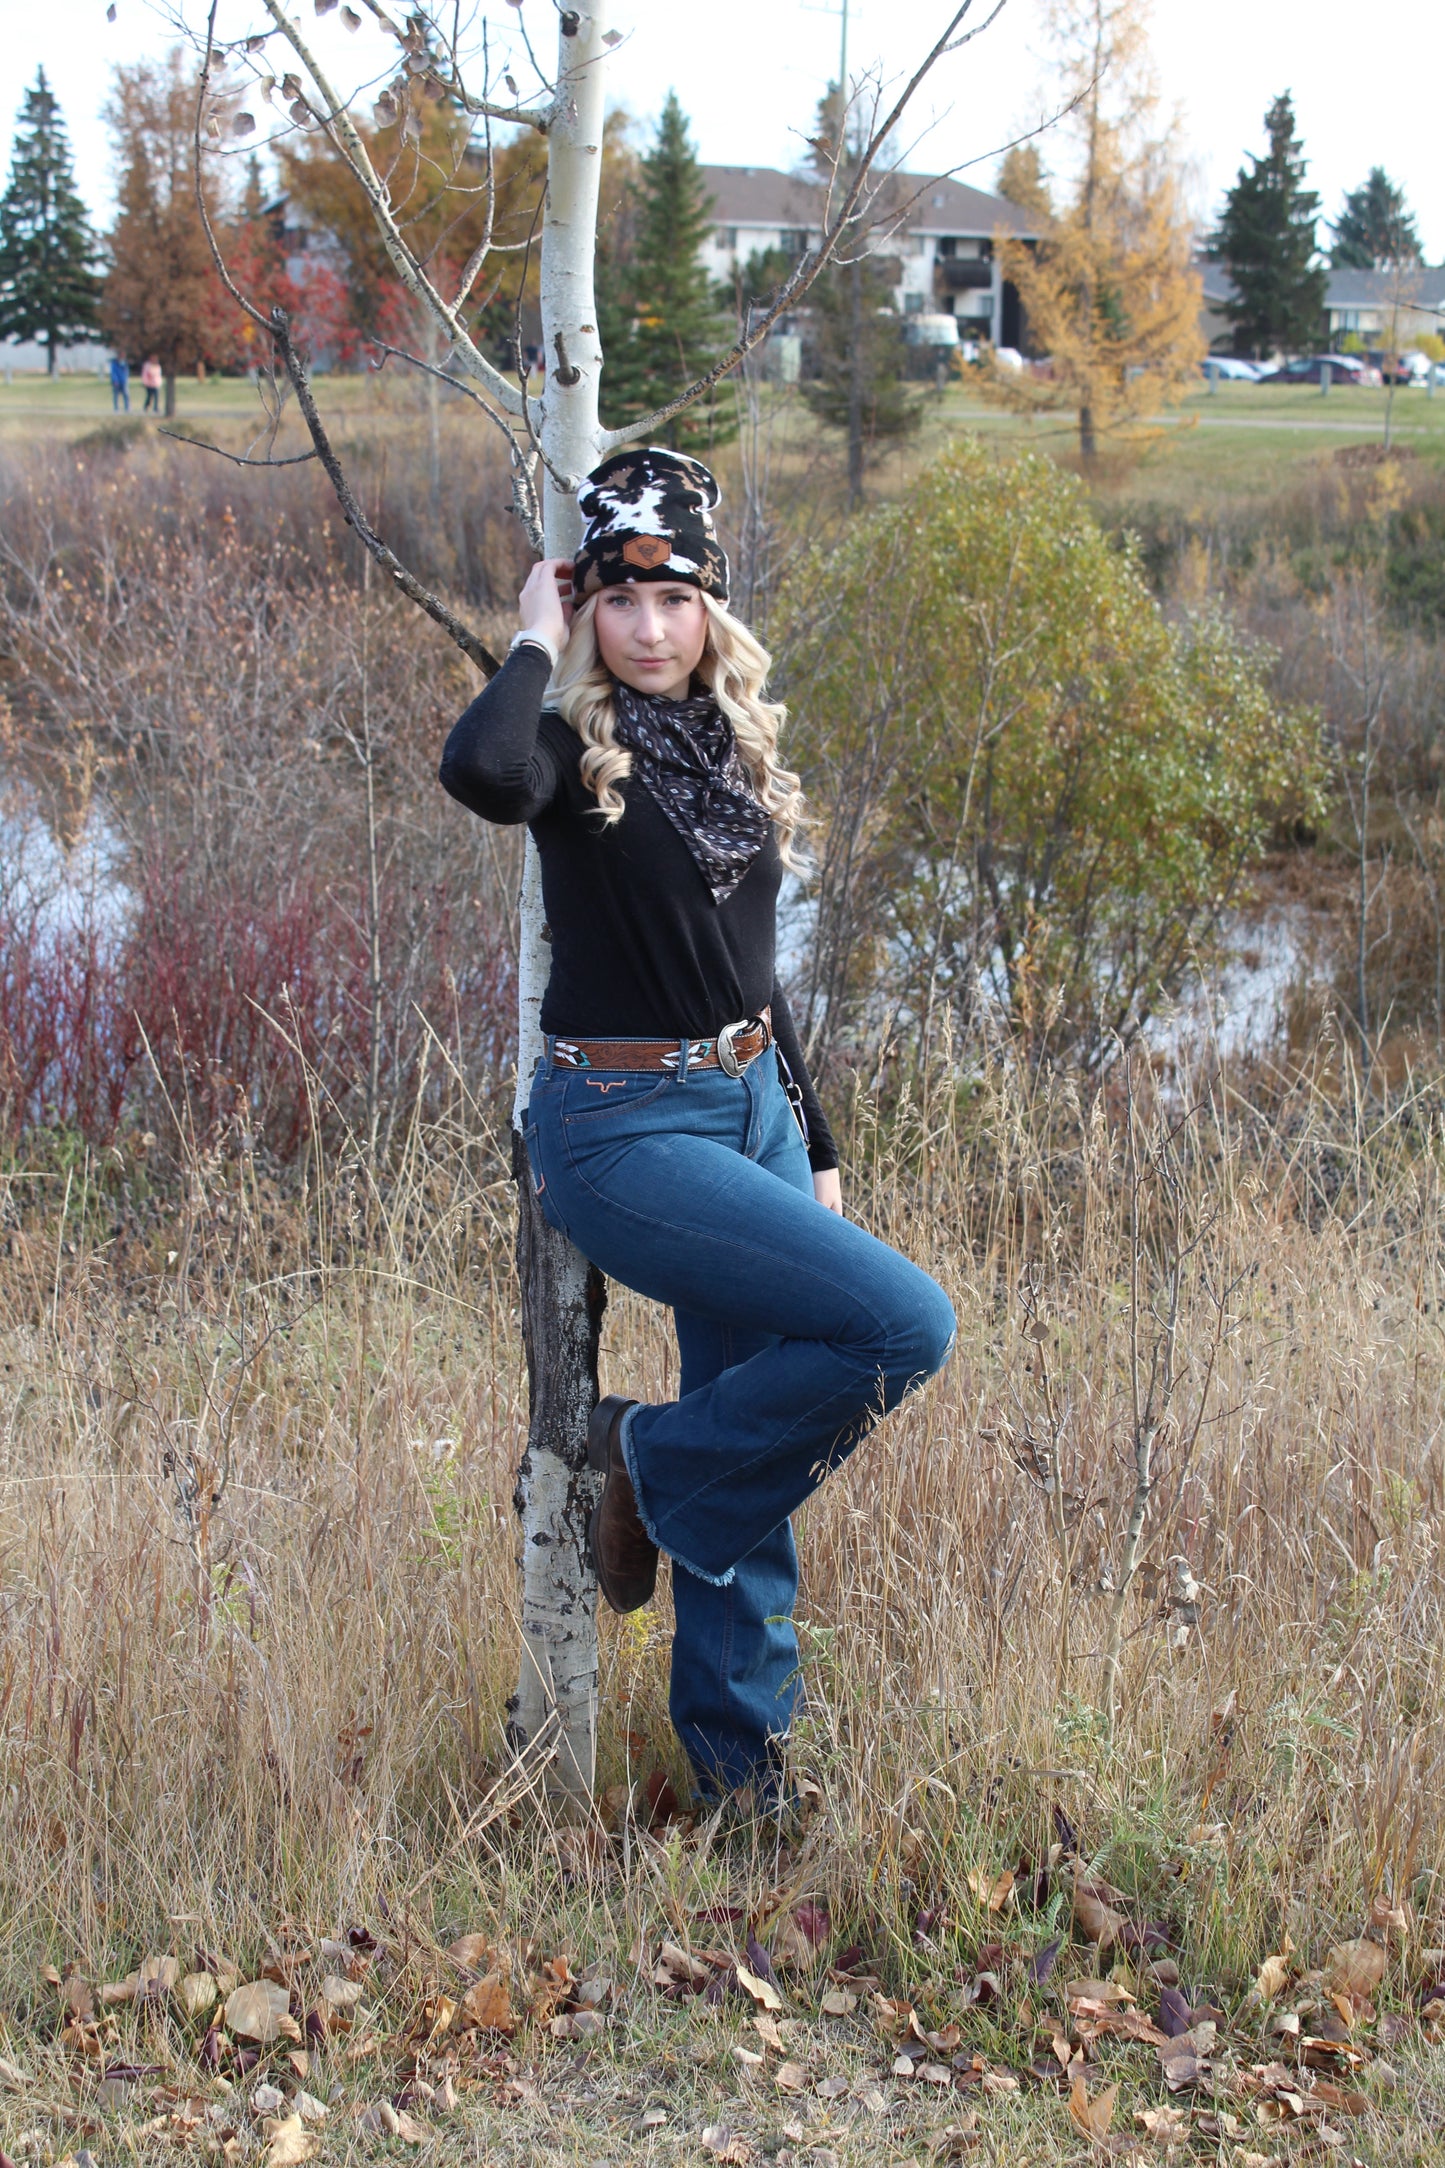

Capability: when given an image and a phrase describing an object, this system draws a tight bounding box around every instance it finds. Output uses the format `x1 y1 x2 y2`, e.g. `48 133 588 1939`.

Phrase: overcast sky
5 0 1443 260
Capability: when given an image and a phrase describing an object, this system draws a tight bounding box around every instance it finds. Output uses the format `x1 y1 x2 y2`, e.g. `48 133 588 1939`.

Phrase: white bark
507 0 612 1810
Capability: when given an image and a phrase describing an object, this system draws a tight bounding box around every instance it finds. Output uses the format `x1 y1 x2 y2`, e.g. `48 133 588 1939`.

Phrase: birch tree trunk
504 0 613 1808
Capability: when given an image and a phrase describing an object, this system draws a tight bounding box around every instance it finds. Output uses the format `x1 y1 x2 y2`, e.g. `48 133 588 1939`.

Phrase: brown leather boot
586 1394 657 1614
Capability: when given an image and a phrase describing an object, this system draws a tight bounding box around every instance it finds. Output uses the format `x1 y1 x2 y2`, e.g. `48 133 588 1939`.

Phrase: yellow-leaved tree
984 0 1203 461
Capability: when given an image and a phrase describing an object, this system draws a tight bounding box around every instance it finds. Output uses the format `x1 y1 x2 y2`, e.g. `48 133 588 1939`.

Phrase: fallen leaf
1066 1977 1136 2011
816 2074 850 2099
226 1981 291 2043
446 1933 497 1970
1310 2078 1369 2116
251 2083 287 2116
754 2013 786 2051
736 1962 784 2013
1072 1877 1128 1948
733 2044 764 2069
1069 2075 1118 2141
1157 2023 1215 2091
320 1975 364 2010
262 2113 317 2167
917 2061 954 2086
819 1986 857 2017
1326 1938 1387 1998
793 1902 832 1949
459 1974 515 2034
655 1940 710 1991
1135 2102 1188 2144
368 2100 426 2143
294 2091 328 2122
1157 1985 1193 2037
1252 1945 1294 2002
101 1973 140 2004
701 2127 751 2165
549 2010 606 2040
774 2060 809 2091
176 1972 218 2020
137 1954 179 1998
0 2056 26 2090
967 1867 1015 1913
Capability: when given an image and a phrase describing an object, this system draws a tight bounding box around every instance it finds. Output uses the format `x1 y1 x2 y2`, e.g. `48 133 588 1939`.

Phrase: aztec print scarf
611 682 771 905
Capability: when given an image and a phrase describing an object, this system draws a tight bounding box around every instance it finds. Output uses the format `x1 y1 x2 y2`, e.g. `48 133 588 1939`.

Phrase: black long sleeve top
439 642 838 1171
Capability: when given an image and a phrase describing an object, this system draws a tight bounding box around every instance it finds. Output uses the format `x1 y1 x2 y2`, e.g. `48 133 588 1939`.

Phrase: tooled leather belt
546 1005 773 1078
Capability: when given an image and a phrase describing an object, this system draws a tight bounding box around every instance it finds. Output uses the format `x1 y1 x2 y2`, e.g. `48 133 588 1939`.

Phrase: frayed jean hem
620 1401 737 1590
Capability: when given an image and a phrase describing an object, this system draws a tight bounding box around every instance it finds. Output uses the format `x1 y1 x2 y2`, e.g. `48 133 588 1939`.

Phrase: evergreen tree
793 82 920 506
800 252 921 502
1211 92 1326 358
598 92 732 450
0 70 100 373
1330 167 1423 269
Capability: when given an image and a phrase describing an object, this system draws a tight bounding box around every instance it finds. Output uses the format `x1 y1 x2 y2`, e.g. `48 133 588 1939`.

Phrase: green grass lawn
0 366 393 448
938 375 1445 503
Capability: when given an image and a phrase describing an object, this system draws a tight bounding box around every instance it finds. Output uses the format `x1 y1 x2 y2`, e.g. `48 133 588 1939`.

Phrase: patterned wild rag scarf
612 682 771 904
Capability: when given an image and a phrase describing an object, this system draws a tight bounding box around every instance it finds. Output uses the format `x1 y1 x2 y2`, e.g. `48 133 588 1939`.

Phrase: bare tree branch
158 430 318 467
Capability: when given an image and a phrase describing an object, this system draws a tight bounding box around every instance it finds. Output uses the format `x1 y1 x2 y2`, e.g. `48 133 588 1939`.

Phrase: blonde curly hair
545 592 808 868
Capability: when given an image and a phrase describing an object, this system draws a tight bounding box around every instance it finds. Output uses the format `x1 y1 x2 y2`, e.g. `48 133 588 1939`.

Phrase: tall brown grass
2 1013 1442 2010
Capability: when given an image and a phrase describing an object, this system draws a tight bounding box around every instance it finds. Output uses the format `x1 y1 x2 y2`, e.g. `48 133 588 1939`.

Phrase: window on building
903 291 926 314
715 226 738 252
937 236 957 259
778 229 809 256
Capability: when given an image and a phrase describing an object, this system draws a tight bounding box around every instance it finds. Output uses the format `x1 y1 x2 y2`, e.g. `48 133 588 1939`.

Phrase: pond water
0 777 130 943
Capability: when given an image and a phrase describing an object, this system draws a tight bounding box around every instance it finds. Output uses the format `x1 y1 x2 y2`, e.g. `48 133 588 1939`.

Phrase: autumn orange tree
983 0 1202 460
102 52 226 414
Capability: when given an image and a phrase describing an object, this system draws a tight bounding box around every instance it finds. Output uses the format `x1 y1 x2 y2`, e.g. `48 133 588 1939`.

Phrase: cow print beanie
572 447 730 603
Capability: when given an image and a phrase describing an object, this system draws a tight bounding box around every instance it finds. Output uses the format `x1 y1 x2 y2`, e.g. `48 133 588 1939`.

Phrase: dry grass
4 1020 1445 2160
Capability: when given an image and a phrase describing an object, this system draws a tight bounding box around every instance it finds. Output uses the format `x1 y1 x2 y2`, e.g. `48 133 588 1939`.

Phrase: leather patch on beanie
573 445 729 603
622 534 671 570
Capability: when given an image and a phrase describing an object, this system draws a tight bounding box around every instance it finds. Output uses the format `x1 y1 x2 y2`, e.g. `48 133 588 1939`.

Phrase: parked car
1257 354 1367 386
1201 355 1262 381
1363 349 1428 386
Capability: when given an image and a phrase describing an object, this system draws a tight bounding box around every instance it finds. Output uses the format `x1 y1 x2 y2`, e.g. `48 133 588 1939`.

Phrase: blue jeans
524 1045 955 1795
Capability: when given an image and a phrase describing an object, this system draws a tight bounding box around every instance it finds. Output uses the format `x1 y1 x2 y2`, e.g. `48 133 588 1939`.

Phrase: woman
440 447 955 1804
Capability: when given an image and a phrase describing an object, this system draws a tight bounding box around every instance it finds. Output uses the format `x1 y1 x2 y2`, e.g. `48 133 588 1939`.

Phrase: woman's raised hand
518 557 574 652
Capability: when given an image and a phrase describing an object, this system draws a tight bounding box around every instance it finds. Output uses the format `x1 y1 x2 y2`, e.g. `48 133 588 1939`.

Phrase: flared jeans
523 1045 956 1795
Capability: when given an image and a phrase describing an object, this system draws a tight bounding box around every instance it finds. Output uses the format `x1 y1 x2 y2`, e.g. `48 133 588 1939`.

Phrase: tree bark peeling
507 1132 606 1805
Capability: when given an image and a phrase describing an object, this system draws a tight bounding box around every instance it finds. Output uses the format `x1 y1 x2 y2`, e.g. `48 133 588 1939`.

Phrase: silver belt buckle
715 1018 751 1078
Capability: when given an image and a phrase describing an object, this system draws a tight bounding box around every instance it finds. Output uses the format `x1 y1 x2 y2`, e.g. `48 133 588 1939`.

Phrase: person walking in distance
140 356 162 413
108 354 129 411
439 448 955 1807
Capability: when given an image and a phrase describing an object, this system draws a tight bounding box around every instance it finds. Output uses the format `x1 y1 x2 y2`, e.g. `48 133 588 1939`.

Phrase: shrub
777 438 1325 1068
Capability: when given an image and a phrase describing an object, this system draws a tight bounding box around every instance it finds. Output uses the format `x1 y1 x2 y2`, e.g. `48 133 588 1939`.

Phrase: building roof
1323 264 1445 309
1196 255 1445 314
698 164 1040 240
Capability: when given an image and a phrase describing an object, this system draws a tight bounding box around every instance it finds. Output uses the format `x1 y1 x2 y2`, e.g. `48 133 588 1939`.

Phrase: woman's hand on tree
813 1168 843 1215
519 558 574 652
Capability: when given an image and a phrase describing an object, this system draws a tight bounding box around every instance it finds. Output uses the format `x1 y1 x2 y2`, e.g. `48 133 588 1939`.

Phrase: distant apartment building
697 165 1040 350
1198 256 1445 356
